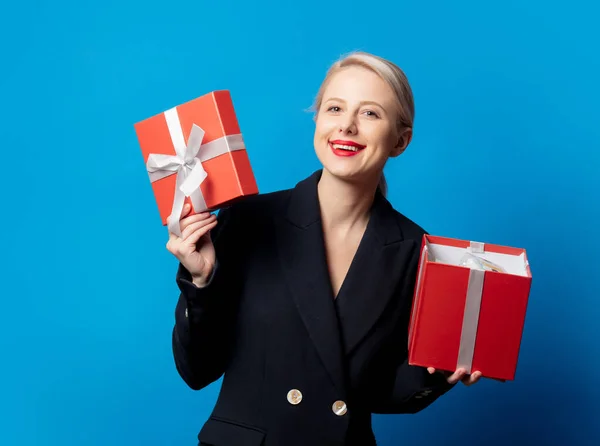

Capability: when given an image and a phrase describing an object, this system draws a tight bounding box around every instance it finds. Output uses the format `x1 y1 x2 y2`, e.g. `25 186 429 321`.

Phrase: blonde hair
312 51 415 197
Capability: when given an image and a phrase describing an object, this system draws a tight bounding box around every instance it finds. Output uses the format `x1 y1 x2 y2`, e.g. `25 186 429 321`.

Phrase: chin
321 163 364 183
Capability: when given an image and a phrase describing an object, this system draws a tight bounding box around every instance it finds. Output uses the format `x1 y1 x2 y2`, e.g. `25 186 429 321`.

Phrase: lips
329 139 366 157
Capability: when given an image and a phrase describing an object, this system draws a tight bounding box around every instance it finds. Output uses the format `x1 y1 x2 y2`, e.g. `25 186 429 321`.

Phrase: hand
427 367 483 386
166 203 218 287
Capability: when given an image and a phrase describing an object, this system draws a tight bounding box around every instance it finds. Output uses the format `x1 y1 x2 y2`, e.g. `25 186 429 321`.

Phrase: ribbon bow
146 108 209 237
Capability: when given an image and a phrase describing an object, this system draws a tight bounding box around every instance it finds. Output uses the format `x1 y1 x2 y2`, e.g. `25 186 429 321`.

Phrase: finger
181 203 193 218
447 368 468 384
181 214 217 240
427 367 436 374
166 232 181 254
180 211 214 232
166 239 181 257
185 220 218 246
166 204 192 227
462 371 482 386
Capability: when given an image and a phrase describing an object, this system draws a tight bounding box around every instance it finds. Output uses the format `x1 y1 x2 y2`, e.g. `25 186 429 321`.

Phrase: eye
363 110 380 118
326 106 342 113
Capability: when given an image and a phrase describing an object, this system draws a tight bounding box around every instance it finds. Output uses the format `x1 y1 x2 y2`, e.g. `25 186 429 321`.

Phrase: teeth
332 144 361 151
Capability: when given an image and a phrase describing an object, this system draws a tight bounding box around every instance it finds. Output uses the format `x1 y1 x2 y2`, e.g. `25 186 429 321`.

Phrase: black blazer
172 170 454 446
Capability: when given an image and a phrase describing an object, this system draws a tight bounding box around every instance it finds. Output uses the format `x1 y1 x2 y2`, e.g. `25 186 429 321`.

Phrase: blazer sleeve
366 237 456 414
171 205 244 391
368 358 456 414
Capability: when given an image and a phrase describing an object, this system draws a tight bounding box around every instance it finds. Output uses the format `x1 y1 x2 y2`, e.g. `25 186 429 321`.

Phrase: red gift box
134 90 259 235
408 235 532 381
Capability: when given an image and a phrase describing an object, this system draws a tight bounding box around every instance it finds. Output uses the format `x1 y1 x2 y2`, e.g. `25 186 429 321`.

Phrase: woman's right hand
166 203 219 288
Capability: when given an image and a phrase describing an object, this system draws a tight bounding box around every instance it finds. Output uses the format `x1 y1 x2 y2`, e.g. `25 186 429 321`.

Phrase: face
313 65 411 186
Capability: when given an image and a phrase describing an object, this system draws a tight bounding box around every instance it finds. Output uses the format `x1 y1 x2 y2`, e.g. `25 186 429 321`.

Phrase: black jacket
172 170 454 446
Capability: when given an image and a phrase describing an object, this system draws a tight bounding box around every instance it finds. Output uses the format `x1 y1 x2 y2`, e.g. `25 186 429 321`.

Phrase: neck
317 169 379 233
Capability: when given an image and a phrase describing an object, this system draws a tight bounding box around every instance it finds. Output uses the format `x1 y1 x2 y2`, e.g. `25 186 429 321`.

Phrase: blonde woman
167 51 481 446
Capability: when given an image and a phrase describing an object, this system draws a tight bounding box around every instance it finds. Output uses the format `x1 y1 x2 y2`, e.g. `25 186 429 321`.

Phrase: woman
167 51 481 446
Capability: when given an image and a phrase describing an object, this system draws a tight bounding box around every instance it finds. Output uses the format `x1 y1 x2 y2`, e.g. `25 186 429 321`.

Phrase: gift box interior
425 240 530 277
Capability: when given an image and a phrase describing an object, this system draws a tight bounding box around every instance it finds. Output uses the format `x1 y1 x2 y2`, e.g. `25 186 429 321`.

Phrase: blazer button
332 400 347 416
287 389 303 405
185 308 188 318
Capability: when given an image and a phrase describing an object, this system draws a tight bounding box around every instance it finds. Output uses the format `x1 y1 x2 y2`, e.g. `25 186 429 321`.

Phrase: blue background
1 0 598 445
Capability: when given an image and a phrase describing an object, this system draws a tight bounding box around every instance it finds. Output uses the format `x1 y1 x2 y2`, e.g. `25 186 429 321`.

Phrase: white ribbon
145 107 245 236
409 240 485 374
456 268 485 373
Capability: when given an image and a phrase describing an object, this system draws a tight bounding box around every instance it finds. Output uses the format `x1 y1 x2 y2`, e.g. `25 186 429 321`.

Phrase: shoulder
216 187 292 226
391 208 428 243
209 188 292 250
378 192 428 246
384 205 428 277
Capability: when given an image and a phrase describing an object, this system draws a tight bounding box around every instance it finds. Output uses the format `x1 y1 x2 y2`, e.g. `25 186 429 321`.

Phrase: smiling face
313 65 411 187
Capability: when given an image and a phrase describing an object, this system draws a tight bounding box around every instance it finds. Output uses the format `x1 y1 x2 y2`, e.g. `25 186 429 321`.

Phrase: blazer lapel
334 190 414 356
275 171 347 396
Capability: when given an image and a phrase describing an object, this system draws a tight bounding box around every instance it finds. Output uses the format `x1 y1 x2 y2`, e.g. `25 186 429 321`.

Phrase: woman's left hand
427 367 483 386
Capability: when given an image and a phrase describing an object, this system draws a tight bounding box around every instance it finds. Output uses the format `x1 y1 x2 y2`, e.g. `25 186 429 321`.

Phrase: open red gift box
408 235 532 381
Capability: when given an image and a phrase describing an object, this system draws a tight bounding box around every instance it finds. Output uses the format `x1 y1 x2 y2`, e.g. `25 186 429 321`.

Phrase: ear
390 127 412 157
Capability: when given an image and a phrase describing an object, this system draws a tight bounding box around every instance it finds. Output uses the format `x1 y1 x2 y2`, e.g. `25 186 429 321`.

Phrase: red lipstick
329 140 366 157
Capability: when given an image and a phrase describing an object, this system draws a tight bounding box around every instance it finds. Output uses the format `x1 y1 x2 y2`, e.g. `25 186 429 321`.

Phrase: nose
339 115 357 135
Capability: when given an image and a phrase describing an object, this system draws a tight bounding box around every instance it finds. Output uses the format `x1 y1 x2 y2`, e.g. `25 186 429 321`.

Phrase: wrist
191 274 209 288
190 264 215 288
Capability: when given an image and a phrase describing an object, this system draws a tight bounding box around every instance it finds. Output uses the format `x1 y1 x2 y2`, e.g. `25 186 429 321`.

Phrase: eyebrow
324 97 386 110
